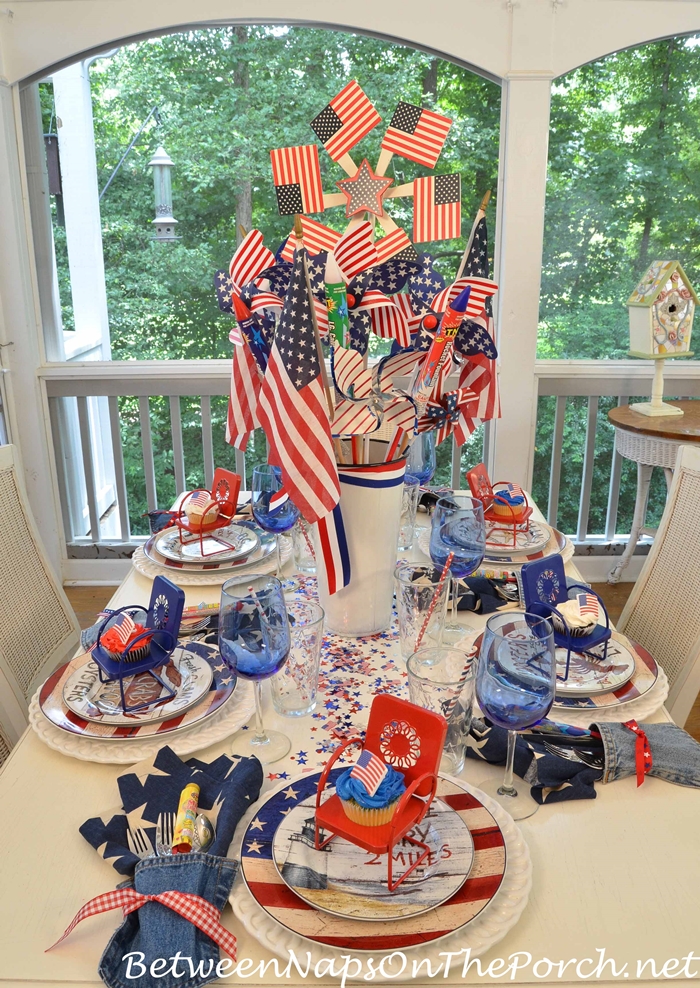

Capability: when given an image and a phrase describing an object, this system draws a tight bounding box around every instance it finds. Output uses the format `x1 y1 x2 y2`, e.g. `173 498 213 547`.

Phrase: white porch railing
39 358 700 557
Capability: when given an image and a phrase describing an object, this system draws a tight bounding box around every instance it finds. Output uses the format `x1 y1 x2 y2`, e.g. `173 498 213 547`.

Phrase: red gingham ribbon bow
46 887 237 959
622 720 653 787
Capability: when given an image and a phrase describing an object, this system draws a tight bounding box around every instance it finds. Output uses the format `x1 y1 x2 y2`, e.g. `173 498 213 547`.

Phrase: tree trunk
422 59 439 106
233 26 252 244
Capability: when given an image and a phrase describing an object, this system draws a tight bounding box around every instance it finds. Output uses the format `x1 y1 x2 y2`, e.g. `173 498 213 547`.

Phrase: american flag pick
577 592 599 618
350 749 388 797
270 145 325 215
256 247 340 524
381 101 453 169
109 612 136 647
413 174 461 243
310 80 381 162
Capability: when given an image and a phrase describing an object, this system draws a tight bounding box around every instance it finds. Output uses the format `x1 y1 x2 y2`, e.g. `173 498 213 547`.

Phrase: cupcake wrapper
340 798 399 827
105 644 151 663
552 616 596 637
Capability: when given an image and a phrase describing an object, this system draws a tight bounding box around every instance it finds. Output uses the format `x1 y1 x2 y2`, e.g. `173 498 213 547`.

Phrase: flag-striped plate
239 770 506 950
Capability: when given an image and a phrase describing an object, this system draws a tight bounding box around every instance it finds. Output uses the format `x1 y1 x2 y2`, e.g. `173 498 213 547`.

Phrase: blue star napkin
80 746 263 875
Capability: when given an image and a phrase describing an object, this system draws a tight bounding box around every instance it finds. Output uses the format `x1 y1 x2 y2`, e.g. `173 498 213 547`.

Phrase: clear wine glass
476 611 556 819
429 495 486 644
406 431 436 486
219 573 292 764
251 464 300 592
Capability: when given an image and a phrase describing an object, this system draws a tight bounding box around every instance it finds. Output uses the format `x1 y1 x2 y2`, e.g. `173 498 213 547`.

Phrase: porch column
492 74 552 488
0 80 64 576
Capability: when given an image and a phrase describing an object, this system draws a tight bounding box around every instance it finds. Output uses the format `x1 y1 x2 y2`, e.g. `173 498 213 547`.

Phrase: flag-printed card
310 80 381 162
270 145 324 215
413 174 461 243
381 102 452 169
108 612 137 647
350 749 389 796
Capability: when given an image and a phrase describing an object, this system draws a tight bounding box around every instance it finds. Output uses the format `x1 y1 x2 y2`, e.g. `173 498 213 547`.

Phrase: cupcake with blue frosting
336 750 406 826
493 484 526 521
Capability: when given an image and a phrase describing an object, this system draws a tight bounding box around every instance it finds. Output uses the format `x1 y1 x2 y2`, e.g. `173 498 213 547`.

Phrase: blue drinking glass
251 464 300 587
476 611 556 819
220 573 292 763
405 432 436 486
429 495 486 641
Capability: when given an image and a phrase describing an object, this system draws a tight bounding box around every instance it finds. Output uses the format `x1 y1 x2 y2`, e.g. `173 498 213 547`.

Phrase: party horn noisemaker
232 293 269 372
324 251 349 348
411 286 471 415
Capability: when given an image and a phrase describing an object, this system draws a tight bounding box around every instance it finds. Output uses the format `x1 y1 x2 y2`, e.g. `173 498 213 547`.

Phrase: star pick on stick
336 159 393 218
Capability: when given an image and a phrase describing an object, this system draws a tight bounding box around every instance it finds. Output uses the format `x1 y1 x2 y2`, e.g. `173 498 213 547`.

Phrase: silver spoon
193 813 215 852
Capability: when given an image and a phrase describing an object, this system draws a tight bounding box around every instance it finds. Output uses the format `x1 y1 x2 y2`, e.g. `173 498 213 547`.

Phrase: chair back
521 556 568 609
618 444 700 727
363 695 446 797
466 462 494 506
0 445 80 744
211 468 241 521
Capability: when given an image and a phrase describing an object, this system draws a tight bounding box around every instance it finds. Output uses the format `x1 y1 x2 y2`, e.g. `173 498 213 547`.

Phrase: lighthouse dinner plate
271 794 474 921
238 769 508 950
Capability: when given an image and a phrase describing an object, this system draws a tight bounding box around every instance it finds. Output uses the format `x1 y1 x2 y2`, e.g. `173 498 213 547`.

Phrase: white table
1 510 697 988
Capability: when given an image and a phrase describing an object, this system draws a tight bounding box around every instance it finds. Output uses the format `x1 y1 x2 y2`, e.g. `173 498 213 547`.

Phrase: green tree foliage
532 35 700 534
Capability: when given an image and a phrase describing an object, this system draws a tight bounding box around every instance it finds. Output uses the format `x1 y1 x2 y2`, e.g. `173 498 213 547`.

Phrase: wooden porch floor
63 582 700 742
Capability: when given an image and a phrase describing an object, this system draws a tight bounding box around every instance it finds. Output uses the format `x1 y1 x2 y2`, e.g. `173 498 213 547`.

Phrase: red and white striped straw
415 551 454 651
299 521 316 560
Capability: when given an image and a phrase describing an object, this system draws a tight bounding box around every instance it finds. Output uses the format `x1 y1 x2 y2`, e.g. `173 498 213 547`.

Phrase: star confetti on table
336 158 393 218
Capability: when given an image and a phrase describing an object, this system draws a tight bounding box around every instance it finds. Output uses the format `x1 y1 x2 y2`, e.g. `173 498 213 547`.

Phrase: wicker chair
617 443 700 728
0 444 80 751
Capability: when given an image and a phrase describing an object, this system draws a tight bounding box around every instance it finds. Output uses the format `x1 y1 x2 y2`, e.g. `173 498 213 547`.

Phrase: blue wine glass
406 432 436 486
251 464 300 589
220 573 292 763
476 611 556 819
429 495 486 642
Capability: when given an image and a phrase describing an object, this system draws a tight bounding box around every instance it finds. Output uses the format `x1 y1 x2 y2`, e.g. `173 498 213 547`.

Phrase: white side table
607 399 700 583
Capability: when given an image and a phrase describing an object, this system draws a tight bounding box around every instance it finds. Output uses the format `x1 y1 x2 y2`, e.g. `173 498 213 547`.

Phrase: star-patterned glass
336 159 394 219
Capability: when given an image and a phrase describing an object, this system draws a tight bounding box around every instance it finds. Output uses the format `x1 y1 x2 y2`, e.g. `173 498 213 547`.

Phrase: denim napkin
80 746 263 875
466 718 603 803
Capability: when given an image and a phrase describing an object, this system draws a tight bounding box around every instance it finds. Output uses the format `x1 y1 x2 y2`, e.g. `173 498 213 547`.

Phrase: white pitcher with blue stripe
314 459 406 636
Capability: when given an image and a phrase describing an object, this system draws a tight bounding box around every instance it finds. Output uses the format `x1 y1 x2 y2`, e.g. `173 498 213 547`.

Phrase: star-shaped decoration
246 839 264 854
249 817 267 831
282 785 299 800
336 159 393 218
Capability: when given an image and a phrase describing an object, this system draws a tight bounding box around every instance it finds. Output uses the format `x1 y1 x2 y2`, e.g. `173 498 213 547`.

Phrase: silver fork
541 740 604 769
127 827 155 859
156 812 175 855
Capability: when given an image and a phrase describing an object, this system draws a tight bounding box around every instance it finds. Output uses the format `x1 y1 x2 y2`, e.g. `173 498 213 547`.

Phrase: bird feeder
148 145 179 241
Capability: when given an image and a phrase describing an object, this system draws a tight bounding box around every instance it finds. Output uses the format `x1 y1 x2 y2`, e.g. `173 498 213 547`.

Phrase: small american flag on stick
109 612 136 647
381 101 452 169
270 145 325 215
413 174 461 243
350 749 388 796
577 592 599 617
310 80 381 162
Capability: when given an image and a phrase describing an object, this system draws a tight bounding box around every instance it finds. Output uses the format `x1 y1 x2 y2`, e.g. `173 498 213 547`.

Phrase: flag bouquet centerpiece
215 81 501 634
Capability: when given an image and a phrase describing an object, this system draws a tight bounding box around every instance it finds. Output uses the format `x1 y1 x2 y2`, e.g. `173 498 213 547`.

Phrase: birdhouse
627 261 697 358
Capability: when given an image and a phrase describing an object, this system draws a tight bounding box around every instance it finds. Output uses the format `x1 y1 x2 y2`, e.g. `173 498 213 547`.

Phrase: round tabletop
608 399 700 443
